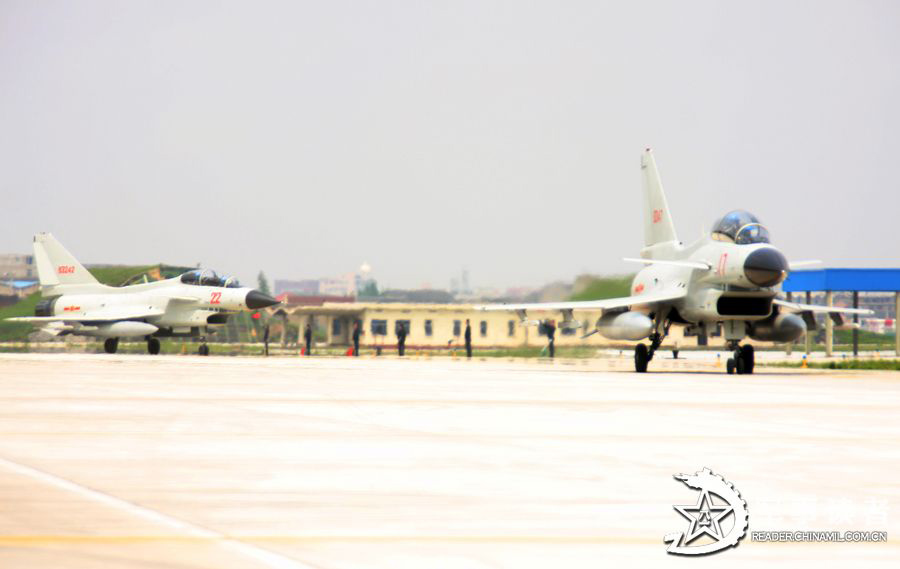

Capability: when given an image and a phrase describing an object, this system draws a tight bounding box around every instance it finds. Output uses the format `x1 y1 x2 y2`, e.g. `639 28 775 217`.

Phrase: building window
424 320 433 336
332 319 342 336
371 319 387 335
479 321 487 337
508 320 515 337
453 320 461 337
395 319 411 335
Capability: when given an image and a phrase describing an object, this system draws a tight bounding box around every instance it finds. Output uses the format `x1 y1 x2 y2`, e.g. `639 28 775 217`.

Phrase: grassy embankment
769 358 900 371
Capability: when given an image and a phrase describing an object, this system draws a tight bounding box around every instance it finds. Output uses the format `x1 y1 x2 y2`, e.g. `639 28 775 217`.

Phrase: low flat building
273 302 699 350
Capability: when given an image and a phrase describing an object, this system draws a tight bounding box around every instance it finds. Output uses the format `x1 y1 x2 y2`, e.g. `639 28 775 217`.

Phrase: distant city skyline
2 1 898 290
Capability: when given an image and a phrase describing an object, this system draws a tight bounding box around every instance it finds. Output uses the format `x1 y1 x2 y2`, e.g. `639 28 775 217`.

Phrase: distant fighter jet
480 149 871 374
6 233 279 355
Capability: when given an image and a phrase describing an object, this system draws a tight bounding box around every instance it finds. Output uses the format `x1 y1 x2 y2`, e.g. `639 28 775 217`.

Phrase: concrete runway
0 353 897 568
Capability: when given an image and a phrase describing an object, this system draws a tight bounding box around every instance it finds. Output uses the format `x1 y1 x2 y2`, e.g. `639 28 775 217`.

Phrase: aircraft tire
148 338 161 355
726 358 735 375
735 355 746 374
198 344 210 356
672 349 679 359
740 345 755 374
104 338 119 354
634 344 649 373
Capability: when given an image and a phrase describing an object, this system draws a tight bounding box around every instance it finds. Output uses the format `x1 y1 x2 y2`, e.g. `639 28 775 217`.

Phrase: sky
2 0 898 290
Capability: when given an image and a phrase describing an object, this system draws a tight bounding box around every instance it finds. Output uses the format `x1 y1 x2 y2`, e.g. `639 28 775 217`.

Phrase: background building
0 253 35 280
272 302 696 350
274 279 320 295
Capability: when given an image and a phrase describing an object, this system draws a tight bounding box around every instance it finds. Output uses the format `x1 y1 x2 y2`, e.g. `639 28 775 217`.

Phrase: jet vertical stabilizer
33 233 100 289
641 148 679 252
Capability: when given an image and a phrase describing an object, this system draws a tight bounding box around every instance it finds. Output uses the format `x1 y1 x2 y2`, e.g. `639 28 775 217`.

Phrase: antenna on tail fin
641 148 679 249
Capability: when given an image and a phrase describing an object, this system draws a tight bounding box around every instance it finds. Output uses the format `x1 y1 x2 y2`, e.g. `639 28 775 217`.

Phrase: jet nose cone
245 290 280 309
744 248 789 287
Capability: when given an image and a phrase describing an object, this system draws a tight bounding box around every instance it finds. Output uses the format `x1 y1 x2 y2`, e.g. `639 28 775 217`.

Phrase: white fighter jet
481 149 871 374
6 233 279 355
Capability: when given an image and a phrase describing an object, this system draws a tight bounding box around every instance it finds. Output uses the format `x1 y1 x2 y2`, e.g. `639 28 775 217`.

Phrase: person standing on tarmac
303 323 312 356
464 319 472 358
263 324 270 357
352 320 361 356
396 322 407 357
545 319 556 359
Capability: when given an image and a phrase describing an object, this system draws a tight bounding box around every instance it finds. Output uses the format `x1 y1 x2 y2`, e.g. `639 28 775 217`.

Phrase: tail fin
32 233 99 288
641 148 679 248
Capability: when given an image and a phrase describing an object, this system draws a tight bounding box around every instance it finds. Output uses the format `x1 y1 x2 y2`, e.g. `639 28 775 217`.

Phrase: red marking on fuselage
57 265 75 274
717 253 728 276
210 292 222 305
63 305 80 312
634 283 645 294
652 209 662 224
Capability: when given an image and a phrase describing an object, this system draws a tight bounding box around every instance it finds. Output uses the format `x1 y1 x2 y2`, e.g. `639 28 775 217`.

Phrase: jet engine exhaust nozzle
245 290 280 309
744 248 788 287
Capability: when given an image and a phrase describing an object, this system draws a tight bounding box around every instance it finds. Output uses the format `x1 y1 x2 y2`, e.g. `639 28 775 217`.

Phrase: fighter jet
6 233 280 355
480 149 871 374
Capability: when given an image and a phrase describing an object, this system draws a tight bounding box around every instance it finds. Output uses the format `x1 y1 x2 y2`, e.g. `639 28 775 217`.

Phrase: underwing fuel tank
82 321 159 338
748 313 805 343
595 311 653 341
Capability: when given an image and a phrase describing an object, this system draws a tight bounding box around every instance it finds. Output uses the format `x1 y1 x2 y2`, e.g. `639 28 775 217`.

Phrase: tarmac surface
0 352 897 568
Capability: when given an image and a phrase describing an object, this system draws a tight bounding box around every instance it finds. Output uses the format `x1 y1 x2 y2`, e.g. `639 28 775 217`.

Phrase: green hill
568 274 634 301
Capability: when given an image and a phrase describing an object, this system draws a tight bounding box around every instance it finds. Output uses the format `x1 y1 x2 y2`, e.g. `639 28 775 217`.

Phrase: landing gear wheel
198 344 210 356
740 344 755 374
735 355 746 375
726 358 735 375
104 338 119 354
634 344 649 373
147 338 161 355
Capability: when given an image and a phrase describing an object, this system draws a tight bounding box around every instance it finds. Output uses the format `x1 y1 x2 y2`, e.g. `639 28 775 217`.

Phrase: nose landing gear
726 342 754 375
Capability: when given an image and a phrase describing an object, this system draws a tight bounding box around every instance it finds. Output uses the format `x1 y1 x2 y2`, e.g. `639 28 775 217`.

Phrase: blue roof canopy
0 280 38 289
783 269 900 292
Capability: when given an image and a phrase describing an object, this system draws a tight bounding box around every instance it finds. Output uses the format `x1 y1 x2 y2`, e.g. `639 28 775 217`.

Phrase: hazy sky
2 1 898 290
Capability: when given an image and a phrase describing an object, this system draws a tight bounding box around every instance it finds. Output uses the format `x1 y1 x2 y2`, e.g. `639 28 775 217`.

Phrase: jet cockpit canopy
711 210 771 245
179 270 241 288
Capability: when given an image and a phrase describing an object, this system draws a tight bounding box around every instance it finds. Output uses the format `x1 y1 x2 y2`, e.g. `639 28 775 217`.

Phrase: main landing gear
104 338 119 354
634 329 667 373
147 338 161 355
726 342 755 375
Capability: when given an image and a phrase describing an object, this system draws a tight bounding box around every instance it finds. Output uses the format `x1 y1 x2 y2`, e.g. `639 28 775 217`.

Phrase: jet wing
8 308 165 323
476 289 687 312
623 258 711 270
774 298 872 328
773 299 872 316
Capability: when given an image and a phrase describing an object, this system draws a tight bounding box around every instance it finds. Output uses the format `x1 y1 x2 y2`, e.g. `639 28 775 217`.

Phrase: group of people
292 318 556 358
